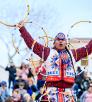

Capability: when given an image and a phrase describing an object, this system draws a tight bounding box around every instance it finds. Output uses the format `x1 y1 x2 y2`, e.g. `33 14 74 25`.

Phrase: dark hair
27 68 34 78
1 81 7 86
77 66 82 72
65 47 76 78
5 96 13 102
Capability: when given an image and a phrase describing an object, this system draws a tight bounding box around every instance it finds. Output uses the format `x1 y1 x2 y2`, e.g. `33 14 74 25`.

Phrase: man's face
54 38 67 50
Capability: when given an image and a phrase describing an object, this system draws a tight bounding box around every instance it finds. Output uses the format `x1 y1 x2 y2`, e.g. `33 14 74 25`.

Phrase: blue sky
0 0 92 67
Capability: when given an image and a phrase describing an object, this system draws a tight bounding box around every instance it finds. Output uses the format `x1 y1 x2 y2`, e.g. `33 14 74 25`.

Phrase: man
16 20 92 101
5 62 16 89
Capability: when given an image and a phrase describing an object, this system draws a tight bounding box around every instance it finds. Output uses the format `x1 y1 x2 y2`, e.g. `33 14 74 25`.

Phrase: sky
0 0 92 68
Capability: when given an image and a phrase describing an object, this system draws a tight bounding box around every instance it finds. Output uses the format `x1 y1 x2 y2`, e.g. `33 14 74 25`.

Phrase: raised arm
72 40 92 62
19 26 50 61
5 66 10 71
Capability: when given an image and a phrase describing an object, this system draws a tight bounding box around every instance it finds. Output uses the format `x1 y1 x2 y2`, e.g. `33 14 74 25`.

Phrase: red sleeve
19 26 50 61
72 40 92 62
35 67 39 73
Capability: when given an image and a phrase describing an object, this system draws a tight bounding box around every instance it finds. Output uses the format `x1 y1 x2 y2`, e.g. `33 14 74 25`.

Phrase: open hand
16 19 28 29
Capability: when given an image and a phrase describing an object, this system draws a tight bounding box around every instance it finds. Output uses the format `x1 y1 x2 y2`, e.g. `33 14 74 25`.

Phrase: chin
54 45 66 50
57 47 64 50
59 46 65 49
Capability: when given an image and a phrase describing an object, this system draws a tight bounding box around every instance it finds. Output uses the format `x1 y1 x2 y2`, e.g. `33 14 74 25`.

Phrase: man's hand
16 20 25 29
16 19 28 29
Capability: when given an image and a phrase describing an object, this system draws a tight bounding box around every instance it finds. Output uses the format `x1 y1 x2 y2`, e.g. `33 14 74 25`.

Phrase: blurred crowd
72 66 92 102
0 62 92 102
0 61 47 102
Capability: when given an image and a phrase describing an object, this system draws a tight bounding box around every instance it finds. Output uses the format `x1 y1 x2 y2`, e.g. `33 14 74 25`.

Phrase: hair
27 68 34 78
5 96 13 102
89 81 92 87
65 47 76 78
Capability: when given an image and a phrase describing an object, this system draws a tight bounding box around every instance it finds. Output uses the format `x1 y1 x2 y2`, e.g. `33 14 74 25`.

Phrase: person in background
17 63 29 81
0 81 9 102
5 62 16 89
72 66 91 101
12 81 30 102
35 60 46 90
80 81 92 102
72 66 84 100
